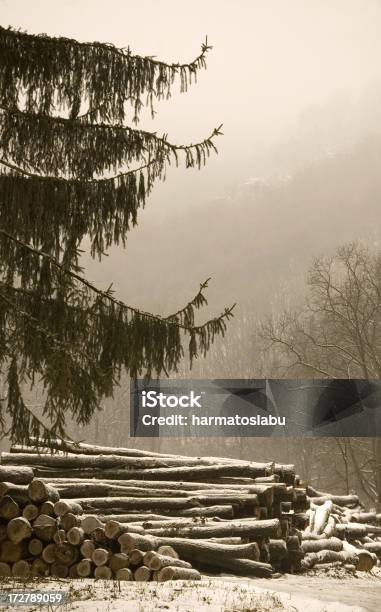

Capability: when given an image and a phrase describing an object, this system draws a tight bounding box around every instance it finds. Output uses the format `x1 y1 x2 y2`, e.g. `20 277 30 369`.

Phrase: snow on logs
2 444 380 578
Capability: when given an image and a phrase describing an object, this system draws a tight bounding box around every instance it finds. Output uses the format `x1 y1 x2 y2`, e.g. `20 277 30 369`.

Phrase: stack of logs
0 441 380 580
300 486 381 572
0 440 308 579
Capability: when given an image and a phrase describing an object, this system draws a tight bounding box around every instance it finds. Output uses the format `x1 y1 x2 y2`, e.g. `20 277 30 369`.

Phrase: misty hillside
84 134 381 317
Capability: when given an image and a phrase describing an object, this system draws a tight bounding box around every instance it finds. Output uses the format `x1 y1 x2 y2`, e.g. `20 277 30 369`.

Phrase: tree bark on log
70 494 258 513
308 494 359 507
147 553 191 571
0 466 34 484
158 566 201 581
0 483 29 504
145 519 281 540
301 538 343 553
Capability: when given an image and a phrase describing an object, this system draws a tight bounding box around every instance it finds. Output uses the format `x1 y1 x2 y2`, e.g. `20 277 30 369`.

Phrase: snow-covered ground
0 571 380 612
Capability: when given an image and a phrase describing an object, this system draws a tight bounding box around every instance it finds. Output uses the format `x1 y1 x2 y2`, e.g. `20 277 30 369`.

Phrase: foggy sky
2 1 381 314
3 0 381 192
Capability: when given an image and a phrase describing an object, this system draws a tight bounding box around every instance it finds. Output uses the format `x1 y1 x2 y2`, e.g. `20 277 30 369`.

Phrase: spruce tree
0 26 234 446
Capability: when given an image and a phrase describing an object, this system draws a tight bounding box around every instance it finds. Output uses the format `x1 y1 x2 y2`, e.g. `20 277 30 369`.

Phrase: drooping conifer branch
0 107 222 177
0 229 235 333
0 26 212 122
0 230 234 443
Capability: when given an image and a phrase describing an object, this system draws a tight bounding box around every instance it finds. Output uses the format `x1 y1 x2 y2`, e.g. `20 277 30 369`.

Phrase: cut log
80 540 95 559
0 540 23 563
342 540 375 571
0 561 11 577
351 512 377 524
134 565 151 581
301 538 343 553
145 519 281 540
312 501 333 535
53 529 67 545
55 543 78 566
69 564 79 578
35 464 273 481
92 548 110 566
54 500 82 517
81 515 103 534
147 553 192 571
309 494 359 507
115 567 133 580
12 559 30 578
109 553 129 572
0 483 29 505
0 466 34 484
7 517 32 544
2 451 272 473
204 557 273 577
68 495 258 513
157 545 179 559
104 520 127 540
51 562 68 578
33 525 57 542
42 543 57 564
40 501 55 516
13 438 181 458
92 527 107 543
61 513 81 531
28 538 43 556
28 480 59 504
143 551 157 566
77 558 92 577
129 549 144 565
0 496 20 520
336 523 381 538
22 504 39 522
157 566 201 581
302 550 357 569
119 533 267 566
94 565 112 579
67 527 85 546
31 558 50 577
